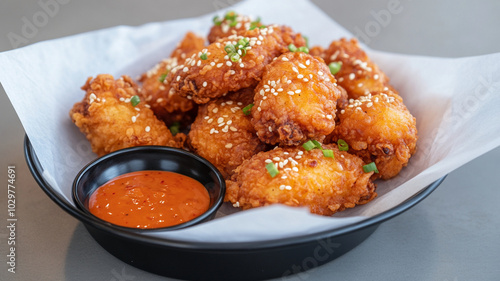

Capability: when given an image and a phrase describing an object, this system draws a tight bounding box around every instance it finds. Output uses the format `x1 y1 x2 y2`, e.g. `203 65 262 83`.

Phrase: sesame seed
273 157 281 161
217 117 224 123
366 102 373 107
349 73 355 80
226 61 232 67
279 185 285 190
268 126 272 132
217 63 223 68
282 57 289 61
295 89 301 94
203 81 207 87
240 63 244 68
305 59 310 66
183 67 189 72
265 159 272 163
374 74 379 80
303 78 309 82
297 151 303 155
210 62 215 66
292 67 299 73
233 201 240 207
338 77 344 82
288 91 295 95
326 114 333 119
292 167 299 172
131 116 137 123
281 175 287 179
176 76 181 81
212 108 218 113
145 126 151 132
230 126 237 132
285 186 292 190
318 71 324 76
297 74 304 79
298 63 306 69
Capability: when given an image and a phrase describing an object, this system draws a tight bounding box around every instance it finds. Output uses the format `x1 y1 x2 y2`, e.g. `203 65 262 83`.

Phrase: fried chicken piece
330 91 417 180
70 74 184 157
322 38 396 100
187 88 267 179
226 144 377 216
139 32 205 126
250 51 343 146
167 25 306 104
208 11 264 43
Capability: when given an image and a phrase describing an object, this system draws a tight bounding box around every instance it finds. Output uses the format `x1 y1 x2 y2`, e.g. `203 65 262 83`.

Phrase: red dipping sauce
88 171 210 229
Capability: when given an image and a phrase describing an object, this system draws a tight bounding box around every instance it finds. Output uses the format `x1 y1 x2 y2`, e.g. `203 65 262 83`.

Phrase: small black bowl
72 145 226 231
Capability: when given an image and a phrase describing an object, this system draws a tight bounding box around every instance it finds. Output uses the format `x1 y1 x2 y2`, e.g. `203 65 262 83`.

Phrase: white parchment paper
1 0 499 242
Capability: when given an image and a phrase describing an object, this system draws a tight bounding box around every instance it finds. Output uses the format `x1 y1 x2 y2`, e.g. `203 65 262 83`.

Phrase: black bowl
72 145 225 231
24 136 445 281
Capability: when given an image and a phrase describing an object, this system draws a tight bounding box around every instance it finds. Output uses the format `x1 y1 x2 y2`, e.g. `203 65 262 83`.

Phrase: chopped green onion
249 17 262 30
302 140 316 151
213 15 222 26
158 72 168 83
322 149 334 158
266 162 279 178
230 53 240 62
288 44 297 52
337 139 349 151
130 95 141 107
363 162 379 173
224 11 237 21
169 122 180 136
329 62 342 75
297 46 309 53
311 140 322 149
229 20 238 27
242 103 254 115
200 53 208 60
224 44 236 54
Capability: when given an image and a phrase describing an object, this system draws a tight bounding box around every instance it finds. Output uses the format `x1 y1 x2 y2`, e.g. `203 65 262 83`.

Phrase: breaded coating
167 25 306 104
251 52 343 146
139 32 205 126
331 91 417 179
208 11 264 43
226 145 377 216
70 74 184 157
188 88 267 179
322 38 396 100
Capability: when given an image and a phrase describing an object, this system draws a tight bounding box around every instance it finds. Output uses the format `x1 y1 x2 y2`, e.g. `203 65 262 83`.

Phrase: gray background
1 0 499 280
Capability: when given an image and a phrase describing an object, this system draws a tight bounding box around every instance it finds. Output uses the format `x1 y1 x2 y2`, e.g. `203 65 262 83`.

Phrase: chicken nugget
322 38 396 100
70 74 184 157
139 32 205 126
251 51 343 146
167 25 306 104
331 91 417 179
188 88 267 179
226 144 377 216
208 11 264 43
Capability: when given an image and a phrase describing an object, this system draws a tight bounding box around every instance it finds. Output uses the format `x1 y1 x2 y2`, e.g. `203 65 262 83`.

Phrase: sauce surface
88 170 210 229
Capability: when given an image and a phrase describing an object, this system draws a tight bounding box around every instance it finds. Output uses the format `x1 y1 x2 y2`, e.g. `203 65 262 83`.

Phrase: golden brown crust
70 74 184 156
167 25 306 104
187 88 267 179
139 32 205 126
330 91 417 179
226 144 377 215
250 52 342 146
322 38 396 100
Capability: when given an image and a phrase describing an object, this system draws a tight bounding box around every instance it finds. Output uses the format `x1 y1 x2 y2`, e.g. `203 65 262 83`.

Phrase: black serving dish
72 145 225 231
24 136 445 281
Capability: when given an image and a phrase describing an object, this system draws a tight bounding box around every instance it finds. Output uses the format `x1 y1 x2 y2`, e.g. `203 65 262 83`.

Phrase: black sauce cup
72 145 226 231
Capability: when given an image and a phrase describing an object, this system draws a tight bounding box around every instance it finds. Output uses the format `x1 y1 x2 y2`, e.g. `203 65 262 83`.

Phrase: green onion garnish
311 140 322 149
302 140 316 151
303 35 309 48
322 149 334 158
213 15 222 26
158 72 168 83
337 139 349 151
169 122 180 136
249 17 263 30
130 95 141 107
200 53 208 60
363 162 379 173
266 162 279 178
329 62 342 75
288 44 297 52
224 11 237 21
242 103 254 115
225 44 236 54
297 46 309 53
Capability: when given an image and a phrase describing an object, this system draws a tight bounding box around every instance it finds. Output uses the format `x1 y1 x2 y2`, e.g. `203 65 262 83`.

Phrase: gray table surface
1 0 499 280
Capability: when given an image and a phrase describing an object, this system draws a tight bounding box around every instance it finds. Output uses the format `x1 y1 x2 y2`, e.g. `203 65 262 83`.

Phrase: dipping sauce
88 170 210 229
